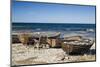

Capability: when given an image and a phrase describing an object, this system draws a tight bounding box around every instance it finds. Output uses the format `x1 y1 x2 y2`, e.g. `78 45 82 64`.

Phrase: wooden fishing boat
61 36 94 54
12 32 61 47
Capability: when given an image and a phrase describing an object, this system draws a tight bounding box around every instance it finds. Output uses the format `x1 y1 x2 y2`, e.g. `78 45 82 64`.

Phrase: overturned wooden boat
61 36 94 54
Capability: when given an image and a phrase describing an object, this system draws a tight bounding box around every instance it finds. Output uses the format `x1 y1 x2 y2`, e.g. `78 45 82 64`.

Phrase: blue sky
12 1 96 24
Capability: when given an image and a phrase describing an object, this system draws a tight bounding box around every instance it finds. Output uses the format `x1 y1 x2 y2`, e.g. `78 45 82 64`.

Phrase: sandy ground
12 43 96 66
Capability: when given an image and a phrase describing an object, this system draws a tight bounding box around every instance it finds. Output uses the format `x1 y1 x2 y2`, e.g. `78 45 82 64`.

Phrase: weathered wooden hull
62 44 93 54
12 32 61 47
12 35 21 43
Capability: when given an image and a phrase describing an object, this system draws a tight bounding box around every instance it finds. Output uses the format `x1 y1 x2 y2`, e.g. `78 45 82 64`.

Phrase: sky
12 1 96 24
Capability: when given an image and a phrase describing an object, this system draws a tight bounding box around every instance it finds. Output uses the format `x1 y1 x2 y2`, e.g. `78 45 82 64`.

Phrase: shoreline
11 31 96 66
12 31 95 38
12 43 95 66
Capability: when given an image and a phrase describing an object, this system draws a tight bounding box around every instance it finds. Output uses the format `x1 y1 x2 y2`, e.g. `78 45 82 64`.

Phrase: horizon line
12 22 95 24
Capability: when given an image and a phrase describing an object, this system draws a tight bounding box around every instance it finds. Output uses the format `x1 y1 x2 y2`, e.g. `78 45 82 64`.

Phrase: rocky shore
12 43 95 66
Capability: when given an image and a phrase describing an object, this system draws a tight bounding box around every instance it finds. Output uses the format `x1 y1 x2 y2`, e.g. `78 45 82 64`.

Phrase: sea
12 23 96 39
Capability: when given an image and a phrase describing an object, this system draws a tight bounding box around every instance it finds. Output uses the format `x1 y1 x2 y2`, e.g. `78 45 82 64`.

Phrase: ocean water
12 23 96 39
